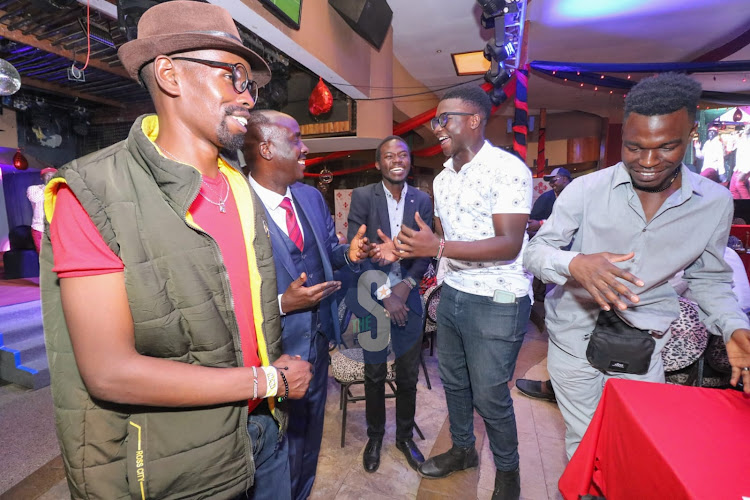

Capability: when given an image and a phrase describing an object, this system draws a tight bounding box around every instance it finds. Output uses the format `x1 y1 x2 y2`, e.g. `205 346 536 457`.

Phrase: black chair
330 347 425 447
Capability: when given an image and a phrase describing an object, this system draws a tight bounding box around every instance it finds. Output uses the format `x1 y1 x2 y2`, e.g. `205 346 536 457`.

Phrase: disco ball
0 59 21 96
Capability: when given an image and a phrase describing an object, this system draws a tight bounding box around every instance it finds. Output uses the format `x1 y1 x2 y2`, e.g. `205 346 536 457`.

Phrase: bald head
244 109 309 193
245 109 285 150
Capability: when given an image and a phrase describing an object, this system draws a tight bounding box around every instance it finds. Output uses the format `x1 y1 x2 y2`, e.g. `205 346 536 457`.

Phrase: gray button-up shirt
524 163 749 359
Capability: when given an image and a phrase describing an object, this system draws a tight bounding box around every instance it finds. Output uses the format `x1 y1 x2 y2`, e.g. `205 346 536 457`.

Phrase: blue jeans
236 409 291 500
436 284 530 471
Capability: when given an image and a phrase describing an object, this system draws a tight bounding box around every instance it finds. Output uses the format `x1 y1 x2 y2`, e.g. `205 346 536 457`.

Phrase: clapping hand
369 229 401 266
348 224 371 263
394 212 440 259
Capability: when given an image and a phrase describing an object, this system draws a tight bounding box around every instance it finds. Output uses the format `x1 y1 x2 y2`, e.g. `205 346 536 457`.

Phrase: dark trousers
234 402 291 500
362 296 423 441
437 284 530 471
286 331 329 500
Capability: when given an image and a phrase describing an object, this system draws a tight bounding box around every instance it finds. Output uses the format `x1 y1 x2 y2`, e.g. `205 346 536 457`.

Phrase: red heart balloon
13 149 28 170
309 77 333 116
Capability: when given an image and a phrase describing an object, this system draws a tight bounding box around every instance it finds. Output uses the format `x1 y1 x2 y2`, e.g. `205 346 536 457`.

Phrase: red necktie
279 197 304 252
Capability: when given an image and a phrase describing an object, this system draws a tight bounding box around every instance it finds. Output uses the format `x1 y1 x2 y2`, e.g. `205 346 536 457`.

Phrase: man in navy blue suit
347 135 434 473
244 110 370 500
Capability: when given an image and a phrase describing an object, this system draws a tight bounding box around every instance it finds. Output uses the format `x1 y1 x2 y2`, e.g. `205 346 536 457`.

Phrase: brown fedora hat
118 1 271 86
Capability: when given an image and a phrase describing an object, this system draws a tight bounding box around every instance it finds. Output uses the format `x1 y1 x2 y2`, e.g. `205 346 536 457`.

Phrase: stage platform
0 277 40 307
0 277 47 389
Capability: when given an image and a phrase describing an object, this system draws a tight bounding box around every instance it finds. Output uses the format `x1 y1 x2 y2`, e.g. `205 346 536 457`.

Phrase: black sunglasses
171 57 258 101
430 112 476 130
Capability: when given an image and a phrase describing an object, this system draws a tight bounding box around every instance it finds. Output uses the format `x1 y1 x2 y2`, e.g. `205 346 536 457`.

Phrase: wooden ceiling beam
0 14 130 80
22 76 125 108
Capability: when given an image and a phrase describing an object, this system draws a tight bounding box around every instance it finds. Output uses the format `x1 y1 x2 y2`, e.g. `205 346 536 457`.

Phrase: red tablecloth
730 225 750 247
559 379 750 500
739 252 750 279
730 225 750 277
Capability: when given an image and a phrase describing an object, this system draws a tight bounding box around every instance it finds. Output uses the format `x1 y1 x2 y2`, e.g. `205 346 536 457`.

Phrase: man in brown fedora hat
40 2 309 499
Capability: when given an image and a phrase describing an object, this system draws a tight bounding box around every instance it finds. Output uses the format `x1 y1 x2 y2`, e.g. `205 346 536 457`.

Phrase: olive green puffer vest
40 115 283 500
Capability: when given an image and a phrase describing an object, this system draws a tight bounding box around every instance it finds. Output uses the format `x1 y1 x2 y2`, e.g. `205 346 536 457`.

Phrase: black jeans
362 293 423 441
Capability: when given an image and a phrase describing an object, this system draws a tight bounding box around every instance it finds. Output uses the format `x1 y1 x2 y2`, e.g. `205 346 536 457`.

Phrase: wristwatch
402 277 417 290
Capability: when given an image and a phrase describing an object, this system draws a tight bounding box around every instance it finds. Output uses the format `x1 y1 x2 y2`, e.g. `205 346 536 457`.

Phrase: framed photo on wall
260 0 302 30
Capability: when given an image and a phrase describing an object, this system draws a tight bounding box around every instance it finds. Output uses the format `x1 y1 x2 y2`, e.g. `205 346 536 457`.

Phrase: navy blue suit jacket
259 182 350 360
347 183 433 313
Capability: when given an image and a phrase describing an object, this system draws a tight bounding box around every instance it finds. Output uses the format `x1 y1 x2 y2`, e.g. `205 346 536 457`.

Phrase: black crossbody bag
586 309 656 375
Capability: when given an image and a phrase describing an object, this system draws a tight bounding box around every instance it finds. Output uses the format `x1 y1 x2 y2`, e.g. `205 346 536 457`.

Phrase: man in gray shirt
524 73 750 458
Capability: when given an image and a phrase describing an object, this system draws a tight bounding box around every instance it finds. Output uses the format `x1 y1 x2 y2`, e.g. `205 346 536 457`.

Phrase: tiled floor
1 304 569 499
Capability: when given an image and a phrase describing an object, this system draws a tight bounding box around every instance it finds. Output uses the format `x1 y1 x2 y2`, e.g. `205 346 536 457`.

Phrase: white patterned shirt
433 141 533 297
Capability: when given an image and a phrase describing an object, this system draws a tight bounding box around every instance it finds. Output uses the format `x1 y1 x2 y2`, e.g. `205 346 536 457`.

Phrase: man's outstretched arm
394 211 529 262
61 272 312 405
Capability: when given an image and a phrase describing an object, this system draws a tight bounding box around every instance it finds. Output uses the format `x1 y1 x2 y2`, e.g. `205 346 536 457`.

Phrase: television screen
260 0 302 29
690 107 750 200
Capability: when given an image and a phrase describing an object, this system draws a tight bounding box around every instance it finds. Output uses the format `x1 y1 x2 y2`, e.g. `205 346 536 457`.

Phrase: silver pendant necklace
200 174 230 213
158 143 229 213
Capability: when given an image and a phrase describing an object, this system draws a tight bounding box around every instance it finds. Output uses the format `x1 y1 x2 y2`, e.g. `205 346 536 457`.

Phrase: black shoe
492 468 520 500
396 438 425 471
515 379 556 403
363 438 382 473
418 444 479 479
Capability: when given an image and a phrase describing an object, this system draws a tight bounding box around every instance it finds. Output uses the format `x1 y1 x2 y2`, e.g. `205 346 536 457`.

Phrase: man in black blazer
347 135 434 473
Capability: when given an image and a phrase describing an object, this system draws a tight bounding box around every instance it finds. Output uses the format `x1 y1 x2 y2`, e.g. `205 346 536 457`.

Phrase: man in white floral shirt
391 85 532 500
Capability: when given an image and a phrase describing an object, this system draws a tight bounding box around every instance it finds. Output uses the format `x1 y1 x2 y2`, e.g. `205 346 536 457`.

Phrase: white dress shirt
248 175 305 315
383 181 407 286
248 175 305 241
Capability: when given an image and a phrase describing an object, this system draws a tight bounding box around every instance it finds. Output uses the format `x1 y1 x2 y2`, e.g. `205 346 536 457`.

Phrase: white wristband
252 366 258 400
261 366 278 398
376 284 392 300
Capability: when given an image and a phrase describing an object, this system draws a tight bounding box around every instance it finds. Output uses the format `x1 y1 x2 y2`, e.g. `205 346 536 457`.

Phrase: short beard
217 107 247 151
217 120 245 151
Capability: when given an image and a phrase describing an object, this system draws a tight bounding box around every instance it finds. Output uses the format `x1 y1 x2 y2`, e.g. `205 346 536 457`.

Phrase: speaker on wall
328 0 393 50
118 0 160 41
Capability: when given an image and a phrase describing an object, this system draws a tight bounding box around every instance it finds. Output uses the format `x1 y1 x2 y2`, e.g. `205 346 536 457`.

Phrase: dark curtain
2 170 37 230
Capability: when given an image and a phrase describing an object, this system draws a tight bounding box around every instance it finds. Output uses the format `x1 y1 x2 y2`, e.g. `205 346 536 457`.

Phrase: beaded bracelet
251 366 258 400
436 238 446 260
277 370 290 403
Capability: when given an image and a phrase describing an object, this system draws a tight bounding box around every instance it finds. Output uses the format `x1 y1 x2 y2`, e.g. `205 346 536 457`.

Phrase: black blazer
347 182 434 284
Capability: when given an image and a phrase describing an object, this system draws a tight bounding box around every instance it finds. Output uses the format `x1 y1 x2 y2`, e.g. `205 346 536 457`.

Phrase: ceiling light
484 39 515 63
452 51 491 76
485 62 512 106
476 0 505 17
78 18 115 48
476 0 518 17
